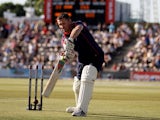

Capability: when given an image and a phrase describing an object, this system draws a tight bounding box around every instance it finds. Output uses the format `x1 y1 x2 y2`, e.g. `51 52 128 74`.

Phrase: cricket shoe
72 108 86 117
66 107 76 113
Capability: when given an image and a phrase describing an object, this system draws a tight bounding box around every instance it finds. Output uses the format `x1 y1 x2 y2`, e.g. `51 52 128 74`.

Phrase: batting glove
65 38 74 51
64 49 75 61
64 38 75 60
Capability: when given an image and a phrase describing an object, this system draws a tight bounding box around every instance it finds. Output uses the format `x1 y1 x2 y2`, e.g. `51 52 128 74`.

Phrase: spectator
108 22 115 33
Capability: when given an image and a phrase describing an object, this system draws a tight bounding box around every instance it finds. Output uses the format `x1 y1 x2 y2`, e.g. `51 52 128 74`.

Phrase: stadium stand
121 23 160 72
0 20 159 76
0 20 131 69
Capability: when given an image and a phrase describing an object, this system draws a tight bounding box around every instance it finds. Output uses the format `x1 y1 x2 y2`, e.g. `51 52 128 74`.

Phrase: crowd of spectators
1 19 159 73
112 22 160 72
0 20 132 72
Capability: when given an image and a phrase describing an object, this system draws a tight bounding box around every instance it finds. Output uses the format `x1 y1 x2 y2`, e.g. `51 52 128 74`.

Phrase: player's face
57 18 71 32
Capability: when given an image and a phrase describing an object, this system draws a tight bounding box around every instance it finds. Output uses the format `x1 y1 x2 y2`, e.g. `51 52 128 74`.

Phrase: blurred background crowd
0 20 159 74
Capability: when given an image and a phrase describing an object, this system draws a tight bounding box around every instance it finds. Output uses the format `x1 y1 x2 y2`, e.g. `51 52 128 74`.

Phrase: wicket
27 65 44 110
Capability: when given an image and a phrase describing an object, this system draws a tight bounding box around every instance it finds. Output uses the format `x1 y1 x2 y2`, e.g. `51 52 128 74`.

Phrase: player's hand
59 50 75 62
65 38 74 51
65 49 75 61
64 38 75 60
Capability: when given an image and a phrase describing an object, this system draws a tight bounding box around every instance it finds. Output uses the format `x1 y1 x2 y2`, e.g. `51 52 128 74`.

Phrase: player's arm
69 24 83 41
64 24 83 60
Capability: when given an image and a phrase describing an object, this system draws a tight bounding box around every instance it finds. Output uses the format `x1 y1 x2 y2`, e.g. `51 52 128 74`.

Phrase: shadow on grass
43 109 160 120
89 113 160 120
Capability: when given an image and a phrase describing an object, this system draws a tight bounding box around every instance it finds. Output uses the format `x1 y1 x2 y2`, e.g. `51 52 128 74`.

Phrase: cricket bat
42 58 65 97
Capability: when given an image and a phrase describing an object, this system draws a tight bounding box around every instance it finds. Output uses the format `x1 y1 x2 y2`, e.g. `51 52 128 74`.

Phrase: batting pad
77 65 97 113
73 76 81 105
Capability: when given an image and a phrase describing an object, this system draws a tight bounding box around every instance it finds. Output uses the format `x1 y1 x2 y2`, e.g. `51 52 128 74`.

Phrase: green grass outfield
0 78 160 120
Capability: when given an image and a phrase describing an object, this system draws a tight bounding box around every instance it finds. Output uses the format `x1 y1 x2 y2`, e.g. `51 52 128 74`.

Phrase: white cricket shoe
66 107 76 113
72 108 86 117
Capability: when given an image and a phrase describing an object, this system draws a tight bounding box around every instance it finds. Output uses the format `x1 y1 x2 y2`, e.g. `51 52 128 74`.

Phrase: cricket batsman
56 13 104 117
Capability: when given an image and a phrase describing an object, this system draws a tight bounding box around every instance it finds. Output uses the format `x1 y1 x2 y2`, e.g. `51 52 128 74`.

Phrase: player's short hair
56 13 71 20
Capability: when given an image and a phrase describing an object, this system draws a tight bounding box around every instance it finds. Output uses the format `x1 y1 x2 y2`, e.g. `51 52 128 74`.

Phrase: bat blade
42 59 65 97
